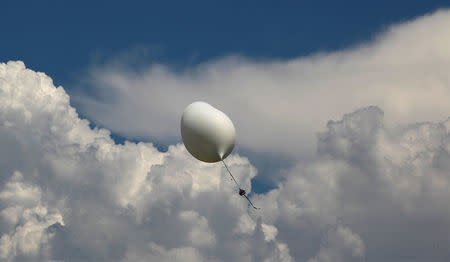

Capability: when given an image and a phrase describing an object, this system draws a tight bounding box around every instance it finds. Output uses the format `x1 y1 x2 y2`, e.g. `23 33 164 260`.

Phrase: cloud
0 61 292 261
0 171 64 261
74 9 450 163
259 107 450 261
307 225 365 262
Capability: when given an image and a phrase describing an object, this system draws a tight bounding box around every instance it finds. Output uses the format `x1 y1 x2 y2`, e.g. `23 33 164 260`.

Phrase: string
221 159 240 188
221 159 260 210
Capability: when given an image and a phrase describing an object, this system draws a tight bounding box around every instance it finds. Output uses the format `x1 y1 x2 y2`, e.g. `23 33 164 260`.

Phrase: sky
3 0 450 191
1 1 450 262
2 0 448 84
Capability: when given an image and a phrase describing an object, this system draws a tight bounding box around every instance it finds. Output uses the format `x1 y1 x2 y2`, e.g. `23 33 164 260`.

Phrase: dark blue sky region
2 0 448 87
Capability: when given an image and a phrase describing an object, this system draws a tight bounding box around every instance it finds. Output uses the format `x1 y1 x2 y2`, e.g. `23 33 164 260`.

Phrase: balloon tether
221 159 260 210
221 159 240 188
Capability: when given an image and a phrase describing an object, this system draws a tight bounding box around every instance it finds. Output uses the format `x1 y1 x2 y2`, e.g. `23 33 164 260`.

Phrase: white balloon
181 101 236 163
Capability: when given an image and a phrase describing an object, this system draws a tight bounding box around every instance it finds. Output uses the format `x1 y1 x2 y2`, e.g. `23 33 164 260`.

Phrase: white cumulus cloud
0 61 292 261
258 107 450 261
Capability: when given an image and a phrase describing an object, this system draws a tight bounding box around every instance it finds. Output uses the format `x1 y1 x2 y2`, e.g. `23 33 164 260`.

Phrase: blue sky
2 0 447 86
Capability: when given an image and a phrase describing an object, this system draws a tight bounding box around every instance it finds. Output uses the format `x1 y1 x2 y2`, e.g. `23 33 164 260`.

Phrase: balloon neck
218 151 225 160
